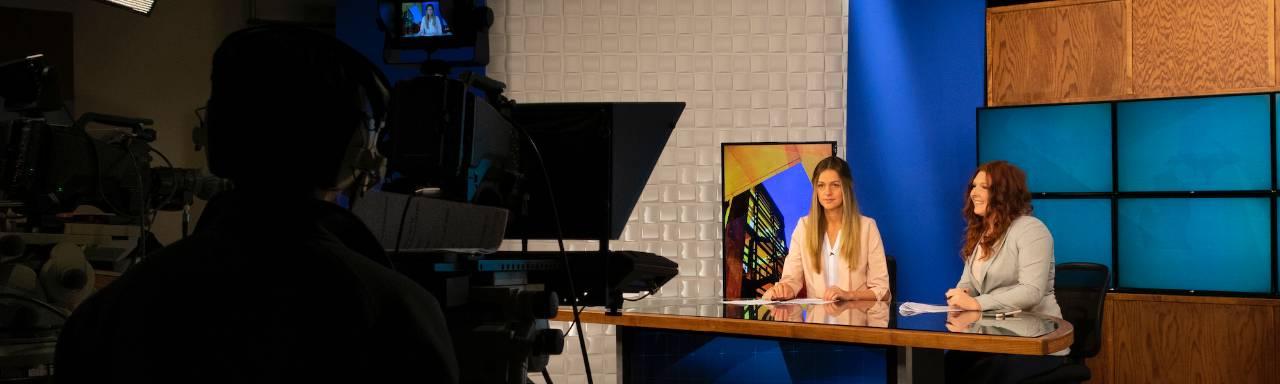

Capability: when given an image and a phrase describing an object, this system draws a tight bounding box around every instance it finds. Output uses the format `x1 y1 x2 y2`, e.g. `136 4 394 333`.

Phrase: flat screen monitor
1118 197 1271 293
1117 94 1271 192
721 142 837 299
978 103 1112 193
1032 199 1112 272
381 0 480 50
398 1 455 38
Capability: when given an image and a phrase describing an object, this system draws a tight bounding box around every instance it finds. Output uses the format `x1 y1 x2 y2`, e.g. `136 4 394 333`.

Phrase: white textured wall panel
487 1 849 382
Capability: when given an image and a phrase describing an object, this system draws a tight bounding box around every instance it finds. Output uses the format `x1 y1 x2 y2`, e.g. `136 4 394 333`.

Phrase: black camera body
0 55 223 241
371 4 568 383
0 115 203 222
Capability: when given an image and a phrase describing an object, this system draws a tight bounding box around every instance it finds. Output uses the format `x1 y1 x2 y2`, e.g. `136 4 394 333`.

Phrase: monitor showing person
401 2 453 38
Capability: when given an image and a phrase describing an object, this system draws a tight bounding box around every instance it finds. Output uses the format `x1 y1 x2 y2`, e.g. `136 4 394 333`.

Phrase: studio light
93 0 154 16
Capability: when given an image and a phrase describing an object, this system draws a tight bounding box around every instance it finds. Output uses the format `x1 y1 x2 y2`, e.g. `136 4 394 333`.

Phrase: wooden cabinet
1129 0 1275 98
1083 293 1280 384
987 0 1280 106
987 0 1128 106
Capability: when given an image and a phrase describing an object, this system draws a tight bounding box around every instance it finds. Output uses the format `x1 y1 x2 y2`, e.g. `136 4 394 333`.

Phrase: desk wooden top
555 299 1073 356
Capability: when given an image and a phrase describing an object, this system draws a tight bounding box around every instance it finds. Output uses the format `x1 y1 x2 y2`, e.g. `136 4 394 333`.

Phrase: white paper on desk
898 302 962 316
781 298 836 305
722 299 778 305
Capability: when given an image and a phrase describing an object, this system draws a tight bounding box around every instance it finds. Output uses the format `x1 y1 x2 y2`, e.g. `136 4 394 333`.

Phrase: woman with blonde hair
416 4 444 37
761 156 890 302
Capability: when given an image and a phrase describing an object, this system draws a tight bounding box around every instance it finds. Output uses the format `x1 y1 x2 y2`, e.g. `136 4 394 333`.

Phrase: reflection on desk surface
737 300 890 328
614 297 1059 338
944 310 1058 337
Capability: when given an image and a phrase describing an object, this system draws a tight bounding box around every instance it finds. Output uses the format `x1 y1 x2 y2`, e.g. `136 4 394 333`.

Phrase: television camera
0 53 228 381
364 2 682 383
0 54 225 302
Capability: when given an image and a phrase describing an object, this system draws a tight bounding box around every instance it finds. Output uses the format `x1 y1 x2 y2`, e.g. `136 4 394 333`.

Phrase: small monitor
398 1 455 39
381 0 482 50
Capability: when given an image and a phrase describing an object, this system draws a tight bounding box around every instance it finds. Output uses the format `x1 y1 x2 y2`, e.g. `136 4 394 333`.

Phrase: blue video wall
978 93 1278 296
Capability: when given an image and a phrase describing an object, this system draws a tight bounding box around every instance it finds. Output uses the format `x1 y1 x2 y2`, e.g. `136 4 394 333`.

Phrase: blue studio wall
847 0 985 302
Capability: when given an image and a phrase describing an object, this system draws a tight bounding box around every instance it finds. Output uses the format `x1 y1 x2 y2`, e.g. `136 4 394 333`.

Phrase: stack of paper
721 298 838 305
898 302 962 316
721 299 777 305
782 298 836 305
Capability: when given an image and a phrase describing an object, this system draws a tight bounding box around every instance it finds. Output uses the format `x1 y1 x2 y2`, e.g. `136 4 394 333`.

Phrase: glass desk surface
603 297 1061 338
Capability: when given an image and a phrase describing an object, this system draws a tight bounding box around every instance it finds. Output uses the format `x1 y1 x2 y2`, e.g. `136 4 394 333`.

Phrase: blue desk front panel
620 327 889 384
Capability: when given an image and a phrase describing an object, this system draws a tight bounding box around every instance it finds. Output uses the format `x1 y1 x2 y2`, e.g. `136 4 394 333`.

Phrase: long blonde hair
806 156 861 274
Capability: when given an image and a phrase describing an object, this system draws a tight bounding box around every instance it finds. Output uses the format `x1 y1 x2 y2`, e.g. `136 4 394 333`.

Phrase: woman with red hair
945 161 1061 317
943 161 1067 384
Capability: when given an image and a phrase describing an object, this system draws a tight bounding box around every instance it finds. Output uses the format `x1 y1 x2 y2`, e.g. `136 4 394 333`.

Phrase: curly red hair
961 160 1032 261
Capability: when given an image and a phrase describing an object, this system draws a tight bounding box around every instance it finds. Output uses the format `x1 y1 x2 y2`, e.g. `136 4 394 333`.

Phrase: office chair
1023 262 1110 384
884 254 898 384
886 254 897 302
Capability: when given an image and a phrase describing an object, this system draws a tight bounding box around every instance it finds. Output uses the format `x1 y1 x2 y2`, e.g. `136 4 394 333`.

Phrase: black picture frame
720 141 839 300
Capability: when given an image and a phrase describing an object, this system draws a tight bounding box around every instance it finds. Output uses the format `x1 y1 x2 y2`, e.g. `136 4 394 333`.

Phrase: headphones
196 25 390 194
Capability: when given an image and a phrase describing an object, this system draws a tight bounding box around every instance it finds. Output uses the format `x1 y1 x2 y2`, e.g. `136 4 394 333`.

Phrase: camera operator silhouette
55 26 459 383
